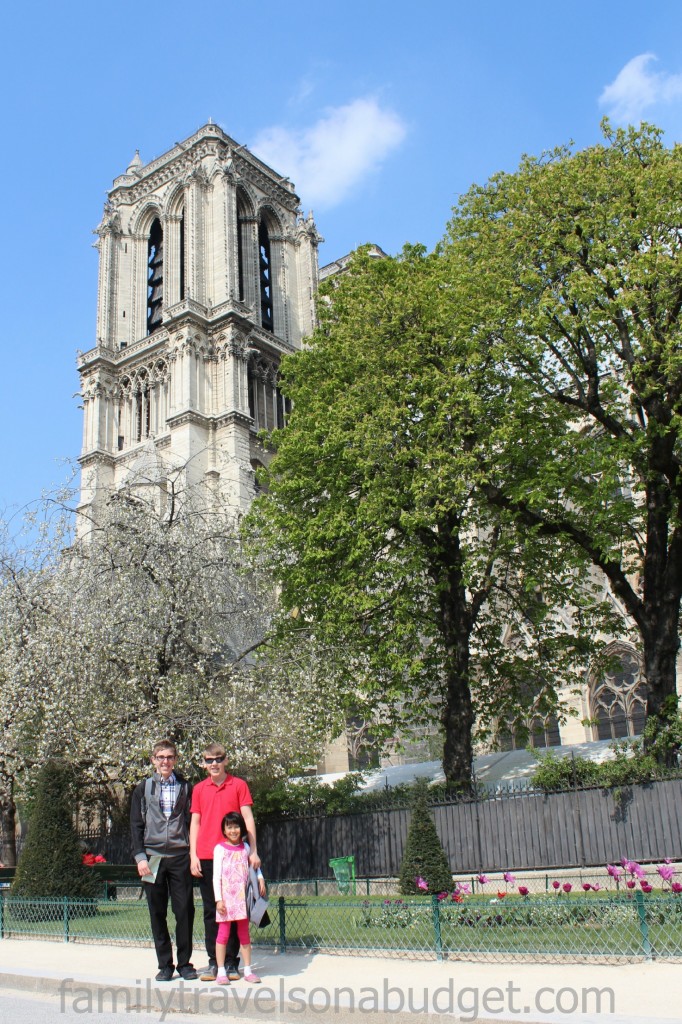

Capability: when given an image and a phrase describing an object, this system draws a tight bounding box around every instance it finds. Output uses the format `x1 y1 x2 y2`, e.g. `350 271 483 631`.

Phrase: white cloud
251 98 407 209
600 53 682 124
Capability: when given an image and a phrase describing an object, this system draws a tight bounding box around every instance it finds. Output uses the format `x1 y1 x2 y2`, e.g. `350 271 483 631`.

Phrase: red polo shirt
190 774 253 859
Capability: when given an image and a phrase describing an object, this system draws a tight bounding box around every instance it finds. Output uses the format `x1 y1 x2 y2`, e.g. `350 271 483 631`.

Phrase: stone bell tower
77 123 322 519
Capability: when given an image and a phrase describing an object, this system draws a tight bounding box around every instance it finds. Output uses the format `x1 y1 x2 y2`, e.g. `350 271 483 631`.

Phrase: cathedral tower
77 123 322 517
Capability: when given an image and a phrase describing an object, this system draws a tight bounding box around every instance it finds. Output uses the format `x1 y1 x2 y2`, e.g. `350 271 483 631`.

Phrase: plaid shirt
159 773 179 819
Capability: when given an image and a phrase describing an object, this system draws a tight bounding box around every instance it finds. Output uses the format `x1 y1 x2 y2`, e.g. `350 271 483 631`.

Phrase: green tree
398 780 452 895
249 246 608 786
11 758 98 899
445 122 682 756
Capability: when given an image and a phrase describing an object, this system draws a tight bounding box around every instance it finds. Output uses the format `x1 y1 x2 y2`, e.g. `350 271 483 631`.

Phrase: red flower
641 882 653 893
671 882 682 894
94 854 107 863
562 883 572 893
582 883 592 891
518 886 529 896
497 891 506 899
82 853 96 865
552 880 560 890
626 880 636 889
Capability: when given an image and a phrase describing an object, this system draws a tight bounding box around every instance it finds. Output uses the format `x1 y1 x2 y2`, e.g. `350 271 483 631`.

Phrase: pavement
0 938 681 1024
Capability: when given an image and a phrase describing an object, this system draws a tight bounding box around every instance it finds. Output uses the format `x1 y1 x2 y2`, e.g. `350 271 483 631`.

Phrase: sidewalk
0 939 681 1024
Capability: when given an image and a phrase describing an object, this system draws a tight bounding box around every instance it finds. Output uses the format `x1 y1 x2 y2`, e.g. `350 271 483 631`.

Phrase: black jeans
197 858 240 968
144 852 194 971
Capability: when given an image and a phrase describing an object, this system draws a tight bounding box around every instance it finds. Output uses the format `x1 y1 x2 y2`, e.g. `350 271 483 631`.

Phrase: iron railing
1 891 680 963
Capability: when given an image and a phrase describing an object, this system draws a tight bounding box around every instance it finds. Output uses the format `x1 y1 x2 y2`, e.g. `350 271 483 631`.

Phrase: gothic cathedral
77 123 322 521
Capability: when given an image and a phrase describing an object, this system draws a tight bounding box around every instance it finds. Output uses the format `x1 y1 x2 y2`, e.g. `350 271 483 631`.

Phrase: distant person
190 743 259 982
130 739 198 982
213 812 265 984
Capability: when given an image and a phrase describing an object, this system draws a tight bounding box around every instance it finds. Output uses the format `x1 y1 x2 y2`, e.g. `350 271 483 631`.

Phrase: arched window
497 713 561 751
590 648 647 740
258 219 273 332
147 218 163 334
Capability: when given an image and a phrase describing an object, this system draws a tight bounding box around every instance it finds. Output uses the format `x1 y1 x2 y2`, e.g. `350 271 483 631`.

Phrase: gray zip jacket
130 772 192 862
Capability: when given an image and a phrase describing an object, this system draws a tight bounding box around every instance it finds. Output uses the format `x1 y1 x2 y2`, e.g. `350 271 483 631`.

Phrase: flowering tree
0 481 340 860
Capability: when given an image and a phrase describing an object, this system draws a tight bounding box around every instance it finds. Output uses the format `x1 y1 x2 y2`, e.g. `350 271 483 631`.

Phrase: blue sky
2 0 682 522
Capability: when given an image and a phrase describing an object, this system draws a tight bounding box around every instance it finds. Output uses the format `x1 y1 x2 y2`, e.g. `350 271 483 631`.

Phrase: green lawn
2 893 681 961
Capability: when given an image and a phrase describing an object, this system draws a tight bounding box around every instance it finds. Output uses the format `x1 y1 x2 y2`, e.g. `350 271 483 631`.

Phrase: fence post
62 897 69 943
0 891 4 939
431 895 443 962
634 891 652 960
278 896 286 954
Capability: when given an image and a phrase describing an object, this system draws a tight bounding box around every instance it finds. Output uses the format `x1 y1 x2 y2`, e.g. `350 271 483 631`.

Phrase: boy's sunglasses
204 756 226 764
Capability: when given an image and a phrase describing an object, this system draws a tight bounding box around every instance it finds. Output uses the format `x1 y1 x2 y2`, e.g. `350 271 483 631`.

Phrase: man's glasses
204 756 226 764
155 755 176 762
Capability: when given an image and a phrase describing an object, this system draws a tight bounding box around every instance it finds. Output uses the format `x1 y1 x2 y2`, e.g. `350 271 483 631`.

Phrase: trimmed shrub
11 759 99 902
398 779 452 895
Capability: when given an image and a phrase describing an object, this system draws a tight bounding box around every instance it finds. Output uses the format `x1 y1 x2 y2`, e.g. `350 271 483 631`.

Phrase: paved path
0 939 681 1023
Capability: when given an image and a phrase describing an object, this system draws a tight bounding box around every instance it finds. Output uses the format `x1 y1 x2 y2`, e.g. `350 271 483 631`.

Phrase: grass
2 892 681 961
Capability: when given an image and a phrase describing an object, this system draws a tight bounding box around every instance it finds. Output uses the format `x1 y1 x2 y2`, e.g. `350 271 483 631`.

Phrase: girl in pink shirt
212 812 265 984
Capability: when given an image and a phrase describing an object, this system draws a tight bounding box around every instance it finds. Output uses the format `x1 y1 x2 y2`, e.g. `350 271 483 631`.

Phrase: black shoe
227 965 241 981
155 967 175 982
178 965 198 981
199 964 217 982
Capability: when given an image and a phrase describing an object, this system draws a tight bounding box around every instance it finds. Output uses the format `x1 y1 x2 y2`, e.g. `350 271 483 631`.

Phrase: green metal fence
1 891 681 963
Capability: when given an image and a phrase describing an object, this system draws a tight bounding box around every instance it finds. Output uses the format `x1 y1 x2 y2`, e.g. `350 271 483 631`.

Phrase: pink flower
606 864 623 879
626 880 636 889
671 883 682 894
518 885 529 896
94 854 107 863
591 884 601 892
503 871 516 885
621 859 645 879
477 874 489 885
455 882 471 896
562 883 572 893
658 864 675 883
552 880 561 890
641 883 653 893
582 883 592 891
437 892 448 901
415 876 428 891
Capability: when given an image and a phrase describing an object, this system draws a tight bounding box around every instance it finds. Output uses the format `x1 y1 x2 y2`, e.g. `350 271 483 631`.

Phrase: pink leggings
217 918 250 946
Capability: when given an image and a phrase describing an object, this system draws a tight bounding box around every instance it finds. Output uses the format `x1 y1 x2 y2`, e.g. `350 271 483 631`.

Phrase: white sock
217 968 227 977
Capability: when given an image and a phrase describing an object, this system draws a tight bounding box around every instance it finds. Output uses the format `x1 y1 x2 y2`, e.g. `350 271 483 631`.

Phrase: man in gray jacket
130 739 198 981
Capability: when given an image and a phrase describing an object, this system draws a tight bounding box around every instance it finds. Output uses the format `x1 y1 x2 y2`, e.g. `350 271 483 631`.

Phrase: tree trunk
428 521 475 790
0 773 17 866
641 602 681 765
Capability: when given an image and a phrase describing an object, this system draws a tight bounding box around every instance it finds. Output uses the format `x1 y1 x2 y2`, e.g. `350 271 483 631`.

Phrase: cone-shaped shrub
399 779 453 895
11 759 99 899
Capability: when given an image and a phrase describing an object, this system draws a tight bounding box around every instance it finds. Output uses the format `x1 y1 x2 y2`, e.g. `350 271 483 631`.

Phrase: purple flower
582 883 592 891
591 884 601 891
455 882 471 896
562 883 572 893
622 859 645 879
626 880 636 889
518 885 529 896
477 874 489 885
658 864 675 883
671 882 682 894
503 871 516 885
437 892 448 901
552 880 561 890
415 876 428 891
606 864 623 879
641 883 653 894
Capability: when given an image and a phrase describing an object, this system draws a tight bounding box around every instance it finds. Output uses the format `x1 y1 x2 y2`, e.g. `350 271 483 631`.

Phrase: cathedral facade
78 123 322 520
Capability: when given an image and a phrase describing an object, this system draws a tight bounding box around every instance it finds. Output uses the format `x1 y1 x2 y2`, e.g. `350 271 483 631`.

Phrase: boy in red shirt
190 743 260 981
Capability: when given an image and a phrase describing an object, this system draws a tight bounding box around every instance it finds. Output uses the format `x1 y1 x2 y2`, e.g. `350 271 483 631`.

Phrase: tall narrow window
258 220 273 332
179 211 185 301
147 218 163 334
237 209 246 302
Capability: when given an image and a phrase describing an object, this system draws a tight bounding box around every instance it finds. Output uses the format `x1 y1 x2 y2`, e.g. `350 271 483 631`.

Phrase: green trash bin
329 855 356 895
